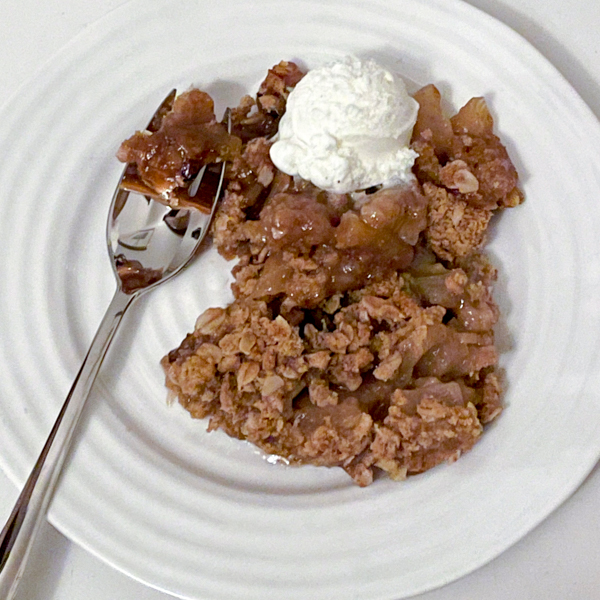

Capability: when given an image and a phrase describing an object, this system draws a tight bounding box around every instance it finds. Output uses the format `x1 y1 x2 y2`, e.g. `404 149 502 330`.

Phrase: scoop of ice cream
269 56 419 193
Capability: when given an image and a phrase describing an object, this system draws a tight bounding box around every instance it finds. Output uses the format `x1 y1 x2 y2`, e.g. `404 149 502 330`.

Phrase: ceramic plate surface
1 0 600 598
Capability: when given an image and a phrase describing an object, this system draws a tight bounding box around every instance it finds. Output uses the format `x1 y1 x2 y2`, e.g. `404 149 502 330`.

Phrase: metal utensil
0 91 229 599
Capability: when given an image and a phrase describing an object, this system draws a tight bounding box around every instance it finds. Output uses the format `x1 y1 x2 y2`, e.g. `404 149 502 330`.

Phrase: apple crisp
121 61 522 486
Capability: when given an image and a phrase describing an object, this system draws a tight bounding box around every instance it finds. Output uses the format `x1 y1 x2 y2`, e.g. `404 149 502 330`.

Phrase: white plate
1 0 600 598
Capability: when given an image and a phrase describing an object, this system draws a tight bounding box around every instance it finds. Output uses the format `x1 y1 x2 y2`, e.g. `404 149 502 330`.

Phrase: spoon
0 90 228 599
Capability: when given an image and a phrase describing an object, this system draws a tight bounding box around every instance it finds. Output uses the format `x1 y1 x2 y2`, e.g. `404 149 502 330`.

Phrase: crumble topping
121 61 523 486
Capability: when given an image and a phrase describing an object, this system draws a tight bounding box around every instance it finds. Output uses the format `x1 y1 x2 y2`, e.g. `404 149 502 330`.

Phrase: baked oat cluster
121 61 522 486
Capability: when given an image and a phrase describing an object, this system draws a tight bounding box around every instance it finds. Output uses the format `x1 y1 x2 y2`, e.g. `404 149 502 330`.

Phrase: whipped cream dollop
269 56 419 193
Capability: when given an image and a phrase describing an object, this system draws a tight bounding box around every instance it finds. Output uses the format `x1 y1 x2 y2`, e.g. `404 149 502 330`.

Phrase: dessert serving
119 57 522 486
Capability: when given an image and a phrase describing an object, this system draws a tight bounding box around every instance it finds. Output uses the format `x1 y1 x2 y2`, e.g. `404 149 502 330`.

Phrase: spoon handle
0 288 135 600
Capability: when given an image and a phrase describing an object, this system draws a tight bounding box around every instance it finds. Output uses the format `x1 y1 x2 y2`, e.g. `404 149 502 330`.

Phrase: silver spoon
0 91 229 599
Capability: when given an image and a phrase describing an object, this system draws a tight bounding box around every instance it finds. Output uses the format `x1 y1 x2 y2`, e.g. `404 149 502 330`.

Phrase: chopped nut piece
237 361 260 390
440 159 479 194
262 375 285 396
239 331 257 354
373 354 403 381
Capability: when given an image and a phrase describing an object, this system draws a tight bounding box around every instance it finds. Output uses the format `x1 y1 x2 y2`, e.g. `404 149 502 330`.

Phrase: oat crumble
120 61 522 486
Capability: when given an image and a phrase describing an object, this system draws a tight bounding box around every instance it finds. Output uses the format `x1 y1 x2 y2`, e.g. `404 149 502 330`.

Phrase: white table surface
1 0 599 599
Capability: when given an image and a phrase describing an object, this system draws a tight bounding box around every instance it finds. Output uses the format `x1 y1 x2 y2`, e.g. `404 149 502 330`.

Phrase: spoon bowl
109 168 218 294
